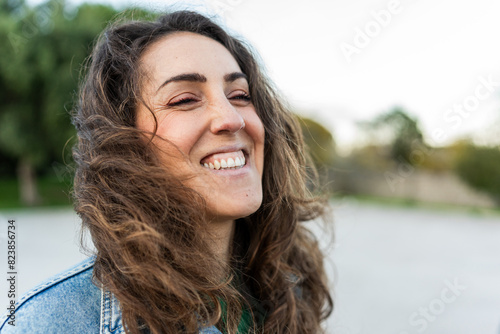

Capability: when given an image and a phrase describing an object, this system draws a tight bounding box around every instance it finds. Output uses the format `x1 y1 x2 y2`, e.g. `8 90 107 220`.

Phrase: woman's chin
207 196 262 224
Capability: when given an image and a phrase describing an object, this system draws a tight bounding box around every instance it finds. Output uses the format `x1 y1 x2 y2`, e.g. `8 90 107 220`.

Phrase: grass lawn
1 177 498 216
0 177 73 209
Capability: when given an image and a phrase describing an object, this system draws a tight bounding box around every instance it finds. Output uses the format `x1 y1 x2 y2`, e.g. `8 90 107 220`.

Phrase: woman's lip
202 161 251 175
200 145 248 162
200 150 244 165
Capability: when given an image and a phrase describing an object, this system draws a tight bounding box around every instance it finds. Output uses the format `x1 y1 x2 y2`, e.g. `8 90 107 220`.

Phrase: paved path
1 201 499 333
321 199 500 334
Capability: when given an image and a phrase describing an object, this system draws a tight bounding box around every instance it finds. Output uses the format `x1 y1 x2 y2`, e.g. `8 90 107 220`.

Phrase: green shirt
219 299 253 334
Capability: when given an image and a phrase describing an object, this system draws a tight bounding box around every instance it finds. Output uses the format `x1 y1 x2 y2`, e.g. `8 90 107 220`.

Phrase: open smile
200 149 247 170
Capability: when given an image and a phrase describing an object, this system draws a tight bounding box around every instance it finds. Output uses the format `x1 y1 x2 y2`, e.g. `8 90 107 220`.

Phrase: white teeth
201 154 247 170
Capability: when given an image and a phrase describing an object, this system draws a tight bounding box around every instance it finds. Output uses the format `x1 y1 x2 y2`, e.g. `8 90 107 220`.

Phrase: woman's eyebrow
155 72 248 94
224 72 248 83
156 73 207 93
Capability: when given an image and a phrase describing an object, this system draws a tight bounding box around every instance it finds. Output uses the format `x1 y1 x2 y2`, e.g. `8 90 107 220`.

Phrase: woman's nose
209 98 245 134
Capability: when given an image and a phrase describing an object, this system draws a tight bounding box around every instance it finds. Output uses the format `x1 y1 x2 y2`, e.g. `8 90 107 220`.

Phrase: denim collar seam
100 287 125 334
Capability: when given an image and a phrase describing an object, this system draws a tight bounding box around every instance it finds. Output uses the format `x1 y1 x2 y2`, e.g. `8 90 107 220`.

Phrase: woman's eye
229 92 251 102
167 95 200 107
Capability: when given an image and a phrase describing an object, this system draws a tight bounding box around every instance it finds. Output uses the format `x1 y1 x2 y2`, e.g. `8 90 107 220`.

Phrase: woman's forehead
139 32 242 87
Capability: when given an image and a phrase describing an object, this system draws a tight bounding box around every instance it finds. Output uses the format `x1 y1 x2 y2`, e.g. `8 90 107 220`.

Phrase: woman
1 10 332 334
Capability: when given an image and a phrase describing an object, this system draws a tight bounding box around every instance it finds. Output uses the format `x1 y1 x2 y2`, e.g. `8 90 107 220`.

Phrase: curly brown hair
72 10 333 334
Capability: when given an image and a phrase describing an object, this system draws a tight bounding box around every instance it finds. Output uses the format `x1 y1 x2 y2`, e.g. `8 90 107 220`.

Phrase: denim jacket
0 257 222 333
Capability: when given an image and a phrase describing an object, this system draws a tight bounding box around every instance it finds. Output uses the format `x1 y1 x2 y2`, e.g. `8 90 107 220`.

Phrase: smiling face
136 32 265 225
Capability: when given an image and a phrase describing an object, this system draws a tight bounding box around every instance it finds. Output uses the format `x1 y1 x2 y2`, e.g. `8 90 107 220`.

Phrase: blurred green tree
1 0 25 14
296 115 336 170
0 1 120 205
455 144 500 205
360 107 426 165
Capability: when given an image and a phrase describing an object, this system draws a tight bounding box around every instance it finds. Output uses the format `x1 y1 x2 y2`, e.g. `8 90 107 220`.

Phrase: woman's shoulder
0 257 101 333
0 256 222 334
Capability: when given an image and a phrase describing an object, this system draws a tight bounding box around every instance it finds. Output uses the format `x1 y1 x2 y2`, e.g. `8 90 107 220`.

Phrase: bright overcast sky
30 0 500 149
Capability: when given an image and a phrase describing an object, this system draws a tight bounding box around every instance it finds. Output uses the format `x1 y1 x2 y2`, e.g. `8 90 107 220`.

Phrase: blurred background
0 0 499 333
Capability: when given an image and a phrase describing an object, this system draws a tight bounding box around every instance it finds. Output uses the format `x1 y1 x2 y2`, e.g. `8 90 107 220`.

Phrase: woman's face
136 32 265 225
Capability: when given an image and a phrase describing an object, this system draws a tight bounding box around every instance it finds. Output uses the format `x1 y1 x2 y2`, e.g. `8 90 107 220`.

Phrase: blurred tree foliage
0 0 153 205
455 144 500 205
296 115 336 169
359 107 426 166
1 0 25 13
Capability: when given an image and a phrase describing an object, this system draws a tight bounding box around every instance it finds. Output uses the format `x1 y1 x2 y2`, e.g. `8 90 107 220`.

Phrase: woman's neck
208 219 236 266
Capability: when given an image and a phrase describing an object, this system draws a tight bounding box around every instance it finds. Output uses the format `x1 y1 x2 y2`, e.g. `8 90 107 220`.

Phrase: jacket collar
99 287 222 334
100 287 125 334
